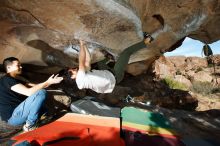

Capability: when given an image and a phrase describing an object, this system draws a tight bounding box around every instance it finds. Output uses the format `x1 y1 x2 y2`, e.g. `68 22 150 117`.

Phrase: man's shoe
23 123 37 132
100 49 116 62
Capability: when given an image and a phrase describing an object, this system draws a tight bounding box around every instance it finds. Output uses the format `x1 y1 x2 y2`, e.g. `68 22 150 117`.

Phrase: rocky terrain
0 0 220 145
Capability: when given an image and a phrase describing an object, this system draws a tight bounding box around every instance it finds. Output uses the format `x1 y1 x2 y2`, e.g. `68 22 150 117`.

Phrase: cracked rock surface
0 0 220 69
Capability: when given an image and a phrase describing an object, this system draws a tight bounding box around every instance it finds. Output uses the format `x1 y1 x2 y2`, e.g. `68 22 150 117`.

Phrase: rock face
212 54 220 66
0 0 220 69
193 71 213 82
151 55 220 88
152 56 176 78
173 75 192 88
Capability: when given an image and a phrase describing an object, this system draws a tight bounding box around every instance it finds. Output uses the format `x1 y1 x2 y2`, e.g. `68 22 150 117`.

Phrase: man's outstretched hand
46 74 63 85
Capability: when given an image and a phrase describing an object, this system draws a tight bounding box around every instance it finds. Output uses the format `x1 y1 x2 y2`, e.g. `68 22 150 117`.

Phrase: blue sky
165 37 220 57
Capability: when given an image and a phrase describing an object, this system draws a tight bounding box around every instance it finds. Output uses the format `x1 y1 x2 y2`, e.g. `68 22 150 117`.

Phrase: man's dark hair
58 67 78 82
59 68 73 80
58 68 79 98
143 32 154 42
3 57 19 72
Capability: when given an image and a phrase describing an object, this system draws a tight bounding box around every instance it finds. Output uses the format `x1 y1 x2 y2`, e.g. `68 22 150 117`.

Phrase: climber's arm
78 40 87 71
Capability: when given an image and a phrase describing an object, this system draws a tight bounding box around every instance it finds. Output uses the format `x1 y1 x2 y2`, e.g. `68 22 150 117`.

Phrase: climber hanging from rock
202 44 213 57
62 33 154 93
202 44 218 84
202 43 214 65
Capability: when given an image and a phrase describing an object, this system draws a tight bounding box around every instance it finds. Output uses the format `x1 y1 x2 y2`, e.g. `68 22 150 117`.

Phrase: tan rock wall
0 0 220 69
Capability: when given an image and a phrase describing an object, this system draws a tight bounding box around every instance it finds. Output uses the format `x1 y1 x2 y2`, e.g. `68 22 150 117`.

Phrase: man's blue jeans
8 89 47 126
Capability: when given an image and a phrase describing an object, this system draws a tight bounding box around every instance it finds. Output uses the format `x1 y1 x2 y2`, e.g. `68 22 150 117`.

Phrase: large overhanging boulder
0 0 220 70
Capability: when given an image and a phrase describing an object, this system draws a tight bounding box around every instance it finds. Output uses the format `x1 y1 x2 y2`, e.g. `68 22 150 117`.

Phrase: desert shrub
162 77 187 90
195 67 203 73
176 69 182 75
208 63 214 68
211 73 220 77
211 87 220 93
190 81 217 95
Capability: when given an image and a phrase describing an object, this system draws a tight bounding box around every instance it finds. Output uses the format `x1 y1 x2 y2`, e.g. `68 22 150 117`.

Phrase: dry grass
190 81 220 95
